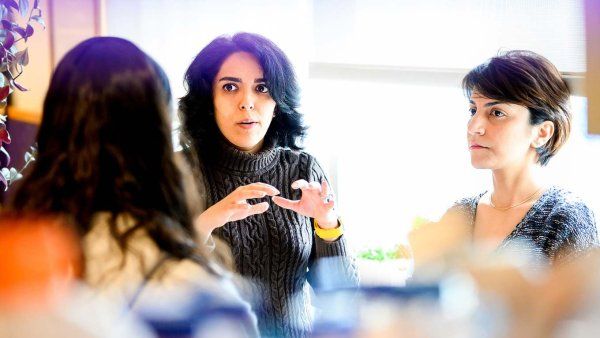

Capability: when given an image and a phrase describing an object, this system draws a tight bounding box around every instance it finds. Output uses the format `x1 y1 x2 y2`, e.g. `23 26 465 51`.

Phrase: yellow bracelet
314 218 343 240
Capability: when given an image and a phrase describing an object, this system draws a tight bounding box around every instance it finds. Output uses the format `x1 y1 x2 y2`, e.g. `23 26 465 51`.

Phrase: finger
232 203 252 212
291 179 309 190
272 195 301 211
307 181 321 191
321 180 331 198
235 189 270 202
325 199 335 210
247 202 269 216
239 183 280 196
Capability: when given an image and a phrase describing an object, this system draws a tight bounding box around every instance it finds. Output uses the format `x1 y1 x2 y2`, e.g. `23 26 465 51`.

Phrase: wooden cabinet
586 0 600 135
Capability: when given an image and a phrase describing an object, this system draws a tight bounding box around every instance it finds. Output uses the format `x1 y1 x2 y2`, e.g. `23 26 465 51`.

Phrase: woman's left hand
272 179 338 229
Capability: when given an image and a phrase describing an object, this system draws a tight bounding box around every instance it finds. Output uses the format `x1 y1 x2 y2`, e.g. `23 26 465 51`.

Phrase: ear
532 121 555 148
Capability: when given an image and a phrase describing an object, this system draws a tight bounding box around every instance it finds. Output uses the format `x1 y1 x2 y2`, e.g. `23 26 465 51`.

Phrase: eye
222 83 238 92
255 84 269 93
491 109 506 118
468 107 476 116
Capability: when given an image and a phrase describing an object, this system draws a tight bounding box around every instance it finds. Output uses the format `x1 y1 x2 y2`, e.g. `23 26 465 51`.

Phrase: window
106 0 598 252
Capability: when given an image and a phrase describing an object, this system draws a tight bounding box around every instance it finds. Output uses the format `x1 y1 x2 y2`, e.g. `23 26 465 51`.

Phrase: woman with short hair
448 50 598 263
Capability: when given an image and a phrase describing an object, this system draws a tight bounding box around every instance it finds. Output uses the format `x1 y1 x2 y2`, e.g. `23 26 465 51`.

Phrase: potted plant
356 216 432 286
0 0 44 190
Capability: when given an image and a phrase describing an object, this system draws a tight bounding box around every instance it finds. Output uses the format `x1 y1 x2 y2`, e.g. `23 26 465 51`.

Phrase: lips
469 143 488 150
237 120 259 129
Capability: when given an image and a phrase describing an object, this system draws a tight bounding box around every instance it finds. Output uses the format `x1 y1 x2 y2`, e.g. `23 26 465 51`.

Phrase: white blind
313 0 586 72
105 0 312 100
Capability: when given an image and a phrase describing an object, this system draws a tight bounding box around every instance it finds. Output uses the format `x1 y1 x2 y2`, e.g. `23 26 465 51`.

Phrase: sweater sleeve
547 200 599 263
304 154 359 290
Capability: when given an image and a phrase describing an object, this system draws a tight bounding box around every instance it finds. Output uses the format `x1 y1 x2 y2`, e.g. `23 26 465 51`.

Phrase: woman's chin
470 159 492 170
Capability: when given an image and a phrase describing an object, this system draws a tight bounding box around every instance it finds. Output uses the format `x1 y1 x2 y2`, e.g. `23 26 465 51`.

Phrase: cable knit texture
451 186 599 263
203 144 359 337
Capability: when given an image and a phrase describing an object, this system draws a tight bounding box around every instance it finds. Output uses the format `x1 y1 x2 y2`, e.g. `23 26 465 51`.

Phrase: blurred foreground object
0 215 155 338
0 215 80 310
408 210 471 280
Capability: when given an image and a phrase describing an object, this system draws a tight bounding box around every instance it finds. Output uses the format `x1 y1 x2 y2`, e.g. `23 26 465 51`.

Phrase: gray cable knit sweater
202 145 359 337
452 186 599 263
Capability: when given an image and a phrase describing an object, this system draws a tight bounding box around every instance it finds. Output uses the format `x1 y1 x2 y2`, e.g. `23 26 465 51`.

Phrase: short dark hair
10 37 213 271
179 32 307 162
462 50 571 166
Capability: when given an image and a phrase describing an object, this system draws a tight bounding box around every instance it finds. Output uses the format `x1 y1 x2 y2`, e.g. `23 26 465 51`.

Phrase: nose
467 112 485 136
239 90 255 111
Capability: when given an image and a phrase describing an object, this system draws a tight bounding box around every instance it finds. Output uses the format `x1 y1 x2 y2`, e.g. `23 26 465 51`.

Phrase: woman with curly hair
8 37 258 336
180 32 358 337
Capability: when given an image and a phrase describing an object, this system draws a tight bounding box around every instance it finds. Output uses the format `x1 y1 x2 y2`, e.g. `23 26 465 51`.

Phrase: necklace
489 187 544 211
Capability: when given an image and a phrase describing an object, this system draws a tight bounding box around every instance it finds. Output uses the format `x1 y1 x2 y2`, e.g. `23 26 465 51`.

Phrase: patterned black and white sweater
451 186 599 263
201 144 359 338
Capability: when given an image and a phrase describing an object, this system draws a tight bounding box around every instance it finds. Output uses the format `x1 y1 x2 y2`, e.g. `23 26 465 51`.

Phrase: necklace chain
489 187 544 211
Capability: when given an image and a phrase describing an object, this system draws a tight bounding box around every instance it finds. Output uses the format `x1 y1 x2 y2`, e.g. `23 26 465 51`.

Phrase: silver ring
322 193 334 203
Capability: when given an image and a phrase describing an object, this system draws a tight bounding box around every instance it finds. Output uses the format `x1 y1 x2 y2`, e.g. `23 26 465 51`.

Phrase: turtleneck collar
214 141 280 175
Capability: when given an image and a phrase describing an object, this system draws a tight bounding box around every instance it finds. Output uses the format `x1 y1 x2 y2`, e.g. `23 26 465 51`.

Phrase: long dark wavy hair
179 32 307 163
10 37 215 274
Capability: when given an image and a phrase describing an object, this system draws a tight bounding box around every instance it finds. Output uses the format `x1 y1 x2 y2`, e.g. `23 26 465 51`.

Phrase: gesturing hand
272 179 338 229
196 182 280 236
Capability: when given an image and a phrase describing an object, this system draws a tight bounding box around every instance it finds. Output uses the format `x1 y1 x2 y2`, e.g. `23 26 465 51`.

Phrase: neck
214 141 279 174
490 162 544 206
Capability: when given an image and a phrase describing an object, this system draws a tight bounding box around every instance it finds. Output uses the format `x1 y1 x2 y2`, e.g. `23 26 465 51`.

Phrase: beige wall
586 0 600 135
11 0 103 124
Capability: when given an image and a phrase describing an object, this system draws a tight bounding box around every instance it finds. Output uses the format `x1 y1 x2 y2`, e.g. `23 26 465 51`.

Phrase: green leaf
0 5 7 20
15 47 27 66
1 165 9 178
10 169 22 181
0 0 19 11
18 0 28 17
13 26 25 38
25 23 32 37
2 30 14 49
1 19 11 30
30 15 44 29
9 167 17 180
0 167 8 190
12 79 27 91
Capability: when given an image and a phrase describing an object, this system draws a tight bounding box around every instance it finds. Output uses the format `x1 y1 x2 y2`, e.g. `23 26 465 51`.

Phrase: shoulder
275 148 324 176
437 192 485 227
543 187 595 224
449 192 485 216
538 187 599 258
543 186 596 232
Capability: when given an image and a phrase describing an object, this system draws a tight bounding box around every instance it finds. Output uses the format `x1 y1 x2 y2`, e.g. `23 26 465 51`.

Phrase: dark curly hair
10 37 215 274
462 50 572 166
179 32 307 163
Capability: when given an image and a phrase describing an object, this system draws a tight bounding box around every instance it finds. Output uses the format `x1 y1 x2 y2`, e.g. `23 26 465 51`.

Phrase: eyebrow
217 77 267 83
469 100 503 107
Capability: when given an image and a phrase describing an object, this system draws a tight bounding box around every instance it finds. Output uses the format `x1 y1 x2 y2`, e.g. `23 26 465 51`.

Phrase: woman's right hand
195 183 280 237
